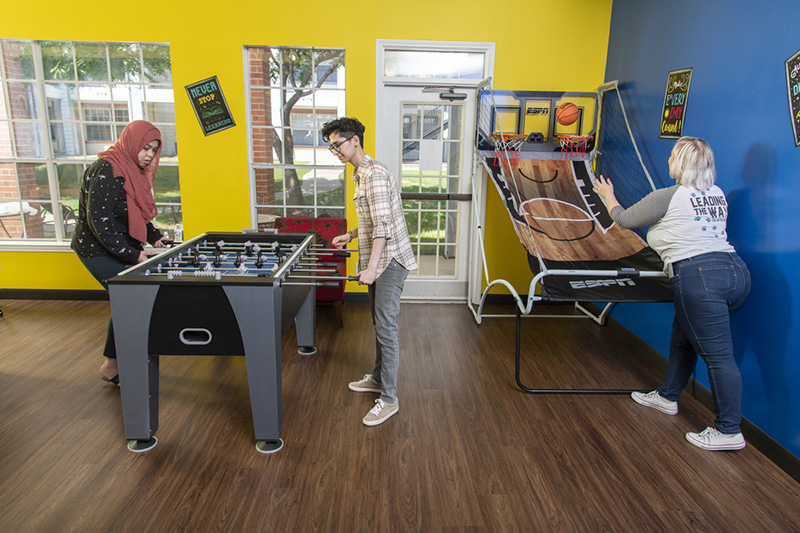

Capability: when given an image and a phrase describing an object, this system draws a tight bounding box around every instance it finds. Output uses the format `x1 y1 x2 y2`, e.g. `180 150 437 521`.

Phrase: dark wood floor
1 299 799 532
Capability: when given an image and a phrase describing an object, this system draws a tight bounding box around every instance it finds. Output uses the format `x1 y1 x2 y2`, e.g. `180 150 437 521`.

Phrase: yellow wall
0 0 612 293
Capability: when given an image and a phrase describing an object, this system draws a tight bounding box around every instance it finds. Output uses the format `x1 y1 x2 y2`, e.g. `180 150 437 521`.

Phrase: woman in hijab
71 120 170 385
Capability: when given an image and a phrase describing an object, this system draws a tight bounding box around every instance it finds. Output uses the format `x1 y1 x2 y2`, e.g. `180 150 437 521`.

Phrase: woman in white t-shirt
594 136 751 451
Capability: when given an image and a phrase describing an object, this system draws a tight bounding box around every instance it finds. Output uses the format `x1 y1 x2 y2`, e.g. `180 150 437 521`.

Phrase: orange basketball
555 103 580 126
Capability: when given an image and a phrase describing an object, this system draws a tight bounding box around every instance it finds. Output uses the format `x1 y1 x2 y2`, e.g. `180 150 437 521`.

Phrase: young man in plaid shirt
324 117 418 426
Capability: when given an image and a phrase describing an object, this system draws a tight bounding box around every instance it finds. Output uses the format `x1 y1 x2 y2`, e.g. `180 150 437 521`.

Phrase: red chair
274 217 348 327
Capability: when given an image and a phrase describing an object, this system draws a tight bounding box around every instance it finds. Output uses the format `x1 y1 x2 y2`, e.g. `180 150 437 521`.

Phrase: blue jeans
659 252 751 434
368 259 409 404
78 254 133 359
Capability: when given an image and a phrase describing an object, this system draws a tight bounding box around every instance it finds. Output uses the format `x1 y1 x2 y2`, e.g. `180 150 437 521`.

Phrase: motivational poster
659 68 693 139
186 76 235 136
785 49 800 147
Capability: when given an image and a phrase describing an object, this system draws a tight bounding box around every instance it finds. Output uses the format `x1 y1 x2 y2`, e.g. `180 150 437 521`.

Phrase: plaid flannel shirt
353 155 417 277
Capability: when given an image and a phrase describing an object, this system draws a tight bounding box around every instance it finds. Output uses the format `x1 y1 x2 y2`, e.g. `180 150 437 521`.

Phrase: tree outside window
246 46 346 228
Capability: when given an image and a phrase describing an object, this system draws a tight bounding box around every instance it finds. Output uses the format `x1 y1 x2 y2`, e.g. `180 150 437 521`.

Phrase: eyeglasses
328 137 353 153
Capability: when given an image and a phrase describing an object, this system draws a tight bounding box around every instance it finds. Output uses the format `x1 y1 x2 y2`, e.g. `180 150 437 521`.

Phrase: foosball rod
154 265 278 273
282 275 359 287
306 247 355 254
295 260 343 268
290 268 340 275
191 241 298 253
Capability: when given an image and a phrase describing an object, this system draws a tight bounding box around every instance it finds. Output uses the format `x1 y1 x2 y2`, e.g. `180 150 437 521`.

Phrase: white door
379 85 477 300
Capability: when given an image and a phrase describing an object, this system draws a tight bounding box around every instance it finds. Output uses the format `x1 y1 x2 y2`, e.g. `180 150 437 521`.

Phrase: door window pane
384 51 484 80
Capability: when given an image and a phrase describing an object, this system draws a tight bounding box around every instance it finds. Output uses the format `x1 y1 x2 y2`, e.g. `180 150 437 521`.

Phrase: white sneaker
686 427 746 451
362 398 398 426
631 390 678 415
349 374 381 393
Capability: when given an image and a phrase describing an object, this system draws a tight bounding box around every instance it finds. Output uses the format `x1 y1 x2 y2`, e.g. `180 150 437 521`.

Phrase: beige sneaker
349 374 381 393
631 390 678 415
362 398 398 426
686 427 746 451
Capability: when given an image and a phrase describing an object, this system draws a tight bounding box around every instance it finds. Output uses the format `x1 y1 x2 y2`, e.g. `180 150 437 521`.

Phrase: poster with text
186 76 235 136
785 49 800 147
659 68 693 139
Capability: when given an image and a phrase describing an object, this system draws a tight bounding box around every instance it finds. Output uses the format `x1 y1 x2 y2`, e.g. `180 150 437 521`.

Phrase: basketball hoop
557 135 594 161
492 133 527 167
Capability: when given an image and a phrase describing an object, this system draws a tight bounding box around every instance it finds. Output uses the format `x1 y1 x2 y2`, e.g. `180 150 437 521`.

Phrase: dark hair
321 117 365 147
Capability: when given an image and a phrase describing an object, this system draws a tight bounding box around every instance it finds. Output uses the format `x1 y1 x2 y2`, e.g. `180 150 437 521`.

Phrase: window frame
0 39 179 251
243 45 347 230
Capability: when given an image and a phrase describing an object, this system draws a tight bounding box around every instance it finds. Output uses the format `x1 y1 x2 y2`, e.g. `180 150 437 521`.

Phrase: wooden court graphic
490 158 647 262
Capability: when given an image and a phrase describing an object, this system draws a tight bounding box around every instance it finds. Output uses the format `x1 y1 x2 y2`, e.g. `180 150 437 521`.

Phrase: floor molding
0 289 108 300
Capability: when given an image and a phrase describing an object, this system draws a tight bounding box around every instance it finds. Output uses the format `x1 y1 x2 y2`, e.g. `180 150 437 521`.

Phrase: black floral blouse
71 159 162 264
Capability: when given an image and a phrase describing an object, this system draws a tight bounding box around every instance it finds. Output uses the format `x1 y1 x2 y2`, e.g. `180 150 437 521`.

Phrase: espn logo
569 278 636 289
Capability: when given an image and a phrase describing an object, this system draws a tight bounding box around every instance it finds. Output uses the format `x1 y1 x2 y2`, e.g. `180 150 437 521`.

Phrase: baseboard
0 288 108 300
481 293 529 306
343 293 369 303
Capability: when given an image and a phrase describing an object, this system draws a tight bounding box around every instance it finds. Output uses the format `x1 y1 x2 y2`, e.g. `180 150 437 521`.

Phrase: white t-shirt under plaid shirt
353 155 417 277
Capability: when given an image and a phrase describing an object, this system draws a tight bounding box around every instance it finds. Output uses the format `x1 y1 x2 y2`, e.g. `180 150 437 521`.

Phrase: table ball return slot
107 232 355 454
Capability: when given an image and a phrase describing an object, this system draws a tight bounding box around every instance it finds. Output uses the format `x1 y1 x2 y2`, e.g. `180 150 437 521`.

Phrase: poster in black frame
785 49 800 147
659 68 693 139
185 76 235 136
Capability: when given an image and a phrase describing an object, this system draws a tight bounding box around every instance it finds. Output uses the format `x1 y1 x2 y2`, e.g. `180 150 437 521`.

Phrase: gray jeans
368 259 408 404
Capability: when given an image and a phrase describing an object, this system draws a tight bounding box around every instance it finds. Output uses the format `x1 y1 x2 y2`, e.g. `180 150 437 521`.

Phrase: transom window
244 46 346 229
0 39 180 243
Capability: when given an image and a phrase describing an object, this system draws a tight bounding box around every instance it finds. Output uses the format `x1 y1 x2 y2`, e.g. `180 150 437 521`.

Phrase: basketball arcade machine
108 231 354 453
467 80 671 394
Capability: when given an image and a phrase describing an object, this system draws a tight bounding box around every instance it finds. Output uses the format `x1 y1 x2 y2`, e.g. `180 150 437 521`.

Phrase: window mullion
32 41 64 239
0 48 17 160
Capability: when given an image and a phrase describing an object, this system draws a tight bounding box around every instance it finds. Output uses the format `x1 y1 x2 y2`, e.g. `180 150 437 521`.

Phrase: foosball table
107 231 351 454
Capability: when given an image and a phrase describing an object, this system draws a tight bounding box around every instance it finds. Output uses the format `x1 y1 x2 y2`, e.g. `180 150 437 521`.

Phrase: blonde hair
669 136 716 189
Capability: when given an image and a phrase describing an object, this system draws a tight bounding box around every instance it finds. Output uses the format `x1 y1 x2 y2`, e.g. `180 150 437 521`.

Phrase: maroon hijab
97 120 162 244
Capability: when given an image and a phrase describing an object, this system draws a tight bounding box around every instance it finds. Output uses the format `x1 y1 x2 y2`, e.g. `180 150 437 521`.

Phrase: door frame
375 40 495 302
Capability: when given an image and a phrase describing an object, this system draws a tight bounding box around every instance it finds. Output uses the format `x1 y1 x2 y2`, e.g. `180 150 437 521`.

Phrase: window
244 46 345 228
0 39 180 243
383 50 485 80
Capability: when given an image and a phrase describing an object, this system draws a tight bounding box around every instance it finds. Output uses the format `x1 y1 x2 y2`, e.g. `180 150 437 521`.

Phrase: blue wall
605 0 800 457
